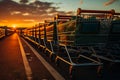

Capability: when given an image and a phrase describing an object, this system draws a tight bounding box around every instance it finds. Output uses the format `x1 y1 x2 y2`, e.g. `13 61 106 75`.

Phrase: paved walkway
0 33 26 80
0 33 64 80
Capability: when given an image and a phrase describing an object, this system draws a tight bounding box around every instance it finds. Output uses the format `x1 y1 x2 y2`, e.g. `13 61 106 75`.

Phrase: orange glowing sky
0 0 120 28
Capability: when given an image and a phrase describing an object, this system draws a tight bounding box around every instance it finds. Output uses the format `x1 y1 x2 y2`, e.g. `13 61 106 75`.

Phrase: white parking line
22 38 65 80
18 36 32 80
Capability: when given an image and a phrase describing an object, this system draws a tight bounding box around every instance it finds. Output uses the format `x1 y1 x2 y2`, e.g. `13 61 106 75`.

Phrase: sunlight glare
13 25 16 28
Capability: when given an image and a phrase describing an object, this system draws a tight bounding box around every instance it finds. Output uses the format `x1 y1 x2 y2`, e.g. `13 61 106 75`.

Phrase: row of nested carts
0 26 15 38
22 8 120 80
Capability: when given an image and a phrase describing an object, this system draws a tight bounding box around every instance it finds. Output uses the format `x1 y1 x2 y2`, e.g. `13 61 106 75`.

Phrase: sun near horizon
13 25 16 28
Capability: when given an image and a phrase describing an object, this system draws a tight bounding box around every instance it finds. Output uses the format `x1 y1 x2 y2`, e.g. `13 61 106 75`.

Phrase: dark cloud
104 0 118 6
0 0 73 27
20 0 28 4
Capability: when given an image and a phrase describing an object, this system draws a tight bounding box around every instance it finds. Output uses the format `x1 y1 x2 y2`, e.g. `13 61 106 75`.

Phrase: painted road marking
22 38 65 80
18 35 32 80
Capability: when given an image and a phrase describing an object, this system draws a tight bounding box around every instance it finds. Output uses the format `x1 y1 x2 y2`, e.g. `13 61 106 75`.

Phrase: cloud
22 13 30 16
20 0 29 4
66 11 75 15
0 0 73 27
1 20 8 23
80 0 83 5
23 19 35 22
11 11 21 15
104 0 118 6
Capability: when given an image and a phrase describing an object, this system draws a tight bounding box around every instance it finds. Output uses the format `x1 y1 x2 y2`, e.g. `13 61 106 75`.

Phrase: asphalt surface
0 33 56 80
20 37 55 80
0 33 26 80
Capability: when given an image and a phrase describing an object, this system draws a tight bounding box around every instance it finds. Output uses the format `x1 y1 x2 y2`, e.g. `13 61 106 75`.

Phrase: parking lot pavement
0 33 26 80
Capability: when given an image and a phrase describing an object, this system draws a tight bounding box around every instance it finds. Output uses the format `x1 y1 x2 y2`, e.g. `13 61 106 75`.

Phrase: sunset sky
0 0 120 28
